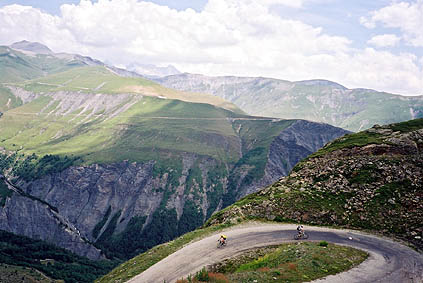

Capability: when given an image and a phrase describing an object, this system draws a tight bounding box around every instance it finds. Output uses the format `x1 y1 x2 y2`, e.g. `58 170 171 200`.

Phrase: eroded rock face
19 161 164 241
209 122 423 250
240 120 350 197
0 185 102 260
6 86 39 104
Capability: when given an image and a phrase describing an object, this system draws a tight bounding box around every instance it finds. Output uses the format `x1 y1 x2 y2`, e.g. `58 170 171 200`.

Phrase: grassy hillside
1 42 240 113
0 66 288 169
0 92 248 164
0 46 44 82
157 74 423 132
13 66 242 113
207 118 423 250
0 46 87 83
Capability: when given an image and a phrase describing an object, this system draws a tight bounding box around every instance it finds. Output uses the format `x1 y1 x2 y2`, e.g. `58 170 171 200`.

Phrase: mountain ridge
126 63 181 79
156 73 423 132
10 40 53 55
0 41 143 84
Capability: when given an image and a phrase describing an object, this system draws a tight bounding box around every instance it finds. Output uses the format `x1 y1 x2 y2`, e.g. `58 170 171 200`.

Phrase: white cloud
368 34 401 47
361 0 423 47
259 0 305 8
0 4 77 51
359 16 375 29
343 48 422 96
0 0 422 96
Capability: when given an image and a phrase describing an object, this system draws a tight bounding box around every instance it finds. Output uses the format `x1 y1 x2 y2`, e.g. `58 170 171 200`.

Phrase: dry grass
287 262 297 271
208 272 230 283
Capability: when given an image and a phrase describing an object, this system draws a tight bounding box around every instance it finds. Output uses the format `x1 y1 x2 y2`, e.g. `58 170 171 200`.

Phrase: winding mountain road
127 224 423 283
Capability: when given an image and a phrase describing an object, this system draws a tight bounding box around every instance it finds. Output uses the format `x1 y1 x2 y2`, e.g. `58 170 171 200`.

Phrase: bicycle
294 232 309 240
217 239 227 248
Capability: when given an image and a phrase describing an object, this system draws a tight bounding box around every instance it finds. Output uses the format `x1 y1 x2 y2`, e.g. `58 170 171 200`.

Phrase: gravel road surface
127 223 423 283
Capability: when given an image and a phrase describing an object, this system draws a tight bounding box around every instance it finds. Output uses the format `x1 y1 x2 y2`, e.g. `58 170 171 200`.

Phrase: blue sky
0 0 422 95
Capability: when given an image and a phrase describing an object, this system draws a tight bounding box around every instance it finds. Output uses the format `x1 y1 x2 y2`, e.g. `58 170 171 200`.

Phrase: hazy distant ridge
157 73 423 132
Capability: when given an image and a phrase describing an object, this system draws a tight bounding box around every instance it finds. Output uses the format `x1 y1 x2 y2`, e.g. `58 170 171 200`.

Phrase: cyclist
297 225 304 237
218 234 227 246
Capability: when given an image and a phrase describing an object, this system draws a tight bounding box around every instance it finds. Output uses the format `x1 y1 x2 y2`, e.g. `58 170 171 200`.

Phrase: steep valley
0 64 349 269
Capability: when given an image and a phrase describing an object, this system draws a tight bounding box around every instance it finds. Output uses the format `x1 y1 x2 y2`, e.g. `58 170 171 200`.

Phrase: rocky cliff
239 120 349 198
0 175 102 260
208 118 423 250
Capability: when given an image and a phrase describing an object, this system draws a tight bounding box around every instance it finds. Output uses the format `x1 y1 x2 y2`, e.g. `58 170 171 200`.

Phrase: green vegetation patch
0 230 117 283
347 164 380 184
99 211 122 242
0 152 78 182
13 154 78 181
0 180 13 207
92 206 112 239
178 200 204 236
96 223 233 283
292 130 385 172
0 263 59 283
310 131 384 159
0 46 88 84
103 215 147 259
373 181 414 202
94 205 204 261
0 86 22 112
206 164 226 218
20 66 156 94
186 242 367 283
186 165 204 194
390 118 423 133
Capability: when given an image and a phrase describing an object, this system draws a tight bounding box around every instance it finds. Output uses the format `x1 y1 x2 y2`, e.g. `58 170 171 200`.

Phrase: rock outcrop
0 176 102 260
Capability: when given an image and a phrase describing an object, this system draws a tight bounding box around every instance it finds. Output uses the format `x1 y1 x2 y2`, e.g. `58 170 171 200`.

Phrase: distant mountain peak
295 79 347 89
126 63 181 79
10 40 53 55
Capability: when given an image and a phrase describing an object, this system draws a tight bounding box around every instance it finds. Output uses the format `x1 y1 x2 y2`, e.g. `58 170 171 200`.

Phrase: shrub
208 272 229 283
196 267 209 282
319 241 329 247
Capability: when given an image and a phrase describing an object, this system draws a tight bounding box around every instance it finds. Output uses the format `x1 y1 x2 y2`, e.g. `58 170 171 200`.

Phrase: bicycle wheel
294 234 300 240
302 233 309 239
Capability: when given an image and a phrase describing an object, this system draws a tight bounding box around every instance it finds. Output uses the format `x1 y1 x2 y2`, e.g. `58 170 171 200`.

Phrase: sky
0 0 422 96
